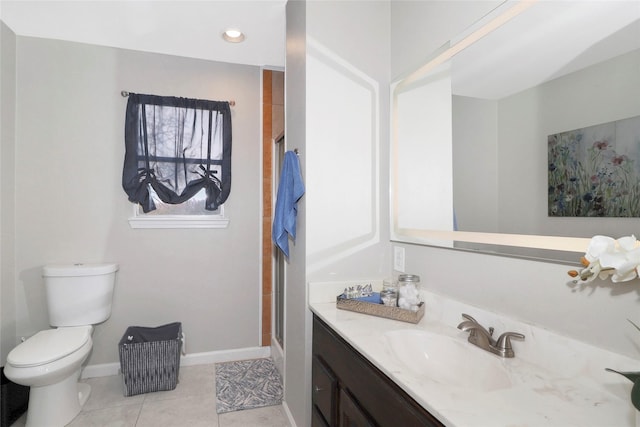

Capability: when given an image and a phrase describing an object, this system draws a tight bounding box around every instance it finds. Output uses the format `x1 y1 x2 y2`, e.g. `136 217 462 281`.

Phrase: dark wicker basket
118 322 182 396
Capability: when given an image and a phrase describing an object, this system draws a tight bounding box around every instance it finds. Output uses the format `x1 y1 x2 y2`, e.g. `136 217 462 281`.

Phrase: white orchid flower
611 269 638 282
585 235 616 263
601 252 631 270
617 235 639 251
612 245 640 282
602 256 638 282
572 235 640 284
601 238 640 282
580 260 603 282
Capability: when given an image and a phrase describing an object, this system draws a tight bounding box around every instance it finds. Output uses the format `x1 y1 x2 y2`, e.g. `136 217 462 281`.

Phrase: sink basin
384 329 512 392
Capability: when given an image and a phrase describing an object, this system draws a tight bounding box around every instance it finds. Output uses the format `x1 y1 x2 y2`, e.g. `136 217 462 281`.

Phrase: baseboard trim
271 339 284 378
281 400 297 427
81 346 272 379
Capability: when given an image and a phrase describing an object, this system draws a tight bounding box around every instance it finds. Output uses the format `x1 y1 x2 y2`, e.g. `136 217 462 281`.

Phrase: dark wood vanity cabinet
312 315 445 427
312 353 338 426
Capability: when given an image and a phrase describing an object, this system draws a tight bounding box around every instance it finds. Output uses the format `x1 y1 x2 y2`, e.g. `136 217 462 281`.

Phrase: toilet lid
8 326 91 367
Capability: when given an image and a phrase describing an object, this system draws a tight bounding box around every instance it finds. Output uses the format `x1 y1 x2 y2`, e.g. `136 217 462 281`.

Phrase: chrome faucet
457 313 525 358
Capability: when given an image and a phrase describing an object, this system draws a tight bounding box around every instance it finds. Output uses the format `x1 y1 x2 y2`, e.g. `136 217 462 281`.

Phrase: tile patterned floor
11 364 291 427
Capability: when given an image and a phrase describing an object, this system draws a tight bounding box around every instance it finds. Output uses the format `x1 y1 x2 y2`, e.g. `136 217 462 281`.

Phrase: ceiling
0 0 287 68
3 1 638 98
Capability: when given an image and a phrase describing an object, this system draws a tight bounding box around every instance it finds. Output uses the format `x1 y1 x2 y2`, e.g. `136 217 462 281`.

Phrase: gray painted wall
1 21 17 364
10 36 262 366
453 95 499 233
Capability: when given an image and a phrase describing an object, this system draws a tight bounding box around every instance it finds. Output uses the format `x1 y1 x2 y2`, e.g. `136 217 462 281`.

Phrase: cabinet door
312 355 337 426
339 389 376 427
313 315 445 427
313 407 331 427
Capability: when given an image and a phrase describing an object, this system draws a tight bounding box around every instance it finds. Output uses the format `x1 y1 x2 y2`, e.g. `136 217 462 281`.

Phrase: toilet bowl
5 326 94 427
4 263 118 427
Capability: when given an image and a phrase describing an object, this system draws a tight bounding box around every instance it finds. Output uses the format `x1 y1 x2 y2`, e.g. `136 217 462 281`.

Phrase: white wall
284 1 309 425
1 21 17 364
305 1 391 283
391 2 640 360
283 1 392 425
12 36 262 366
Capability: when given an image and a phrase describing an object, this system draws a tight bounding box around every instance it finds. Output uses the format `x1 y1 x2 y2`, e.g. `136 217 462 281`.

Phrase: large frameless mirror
391 0 640 263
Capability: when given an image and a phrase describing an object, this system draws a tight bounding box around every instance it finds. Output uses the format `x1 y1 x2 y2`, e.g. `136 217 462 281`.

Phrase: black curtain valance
122 93 232 213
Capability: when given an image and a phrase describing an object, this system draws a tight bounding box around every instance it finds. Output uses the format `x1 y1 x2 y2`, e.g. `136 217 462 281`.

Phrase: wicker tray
336 295 425 324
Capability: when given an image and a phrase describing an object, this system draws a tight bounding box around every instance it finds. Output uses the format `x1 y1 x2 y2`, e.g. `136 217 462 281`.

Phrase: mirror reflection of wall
394 66 453 234
453 48 640 237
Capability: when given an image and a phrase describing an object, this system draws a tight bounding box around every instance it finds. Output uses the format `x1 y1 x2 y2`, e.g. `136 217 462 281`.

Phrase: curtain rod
120 91 235 106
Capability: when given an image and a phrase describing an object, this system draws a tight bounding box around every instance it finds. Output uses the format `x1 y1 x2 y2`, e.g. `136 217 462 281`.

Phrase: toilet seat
8 326 92 368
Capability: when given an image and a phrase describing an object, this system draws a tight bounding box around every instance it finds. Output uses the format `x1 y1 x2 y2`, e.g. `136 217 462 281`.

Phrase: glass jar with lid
379 278 398 306
397 274 421 311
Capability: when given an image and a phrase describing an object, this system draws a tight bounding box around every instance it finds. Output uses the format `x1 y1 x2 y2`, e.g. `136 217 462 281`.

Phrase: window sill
128 215 230 229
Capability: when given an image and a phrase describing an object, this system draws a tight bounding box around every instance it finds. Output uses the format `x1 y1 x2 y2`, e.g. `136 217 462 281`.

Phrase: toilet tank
43 263 118 327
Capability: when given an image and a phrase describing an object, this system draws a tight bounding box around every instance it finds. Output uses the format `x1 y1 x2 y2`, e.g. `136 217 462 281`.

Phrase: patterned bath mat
215 357 283 414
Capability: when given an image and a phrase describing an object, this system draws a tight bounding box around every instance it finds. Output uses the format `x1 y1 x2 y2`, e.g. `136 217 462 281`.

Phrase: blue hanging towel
273 151 305 257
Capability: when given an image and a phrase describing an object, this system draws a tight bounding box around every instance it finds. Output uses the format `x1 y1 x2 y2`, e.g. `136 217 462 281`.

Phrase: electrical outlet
393 246 405 272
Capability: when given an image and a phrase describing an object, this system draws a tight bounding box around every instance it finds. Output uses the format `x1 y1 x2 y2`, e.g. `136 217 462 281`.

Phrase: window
128 187 229 229
122 93 232 229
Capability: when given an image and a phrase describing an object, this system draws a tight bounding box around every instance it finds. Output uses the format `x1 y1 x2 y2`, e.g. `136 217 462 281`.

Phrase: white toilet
4 263 118 427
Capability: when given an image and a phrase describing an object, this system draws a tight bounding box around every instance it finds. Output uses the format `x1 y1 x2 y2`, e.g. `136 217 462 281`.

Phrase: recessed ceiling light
222 29 245 43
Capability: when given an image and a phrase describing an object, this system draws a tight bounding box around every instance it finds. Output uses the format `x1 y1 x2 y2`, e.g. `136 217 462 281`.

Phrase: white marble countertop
309 280 638 427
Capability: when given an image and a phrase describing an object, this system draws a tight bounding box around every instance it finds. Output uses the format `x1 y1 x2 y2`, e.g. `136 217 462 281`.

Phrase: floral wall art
548 115 640 217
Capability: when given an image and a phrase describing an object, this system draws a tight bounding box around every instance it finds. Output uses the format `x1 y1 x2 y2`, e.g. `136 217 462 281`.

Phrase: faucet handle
496 332 525 358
